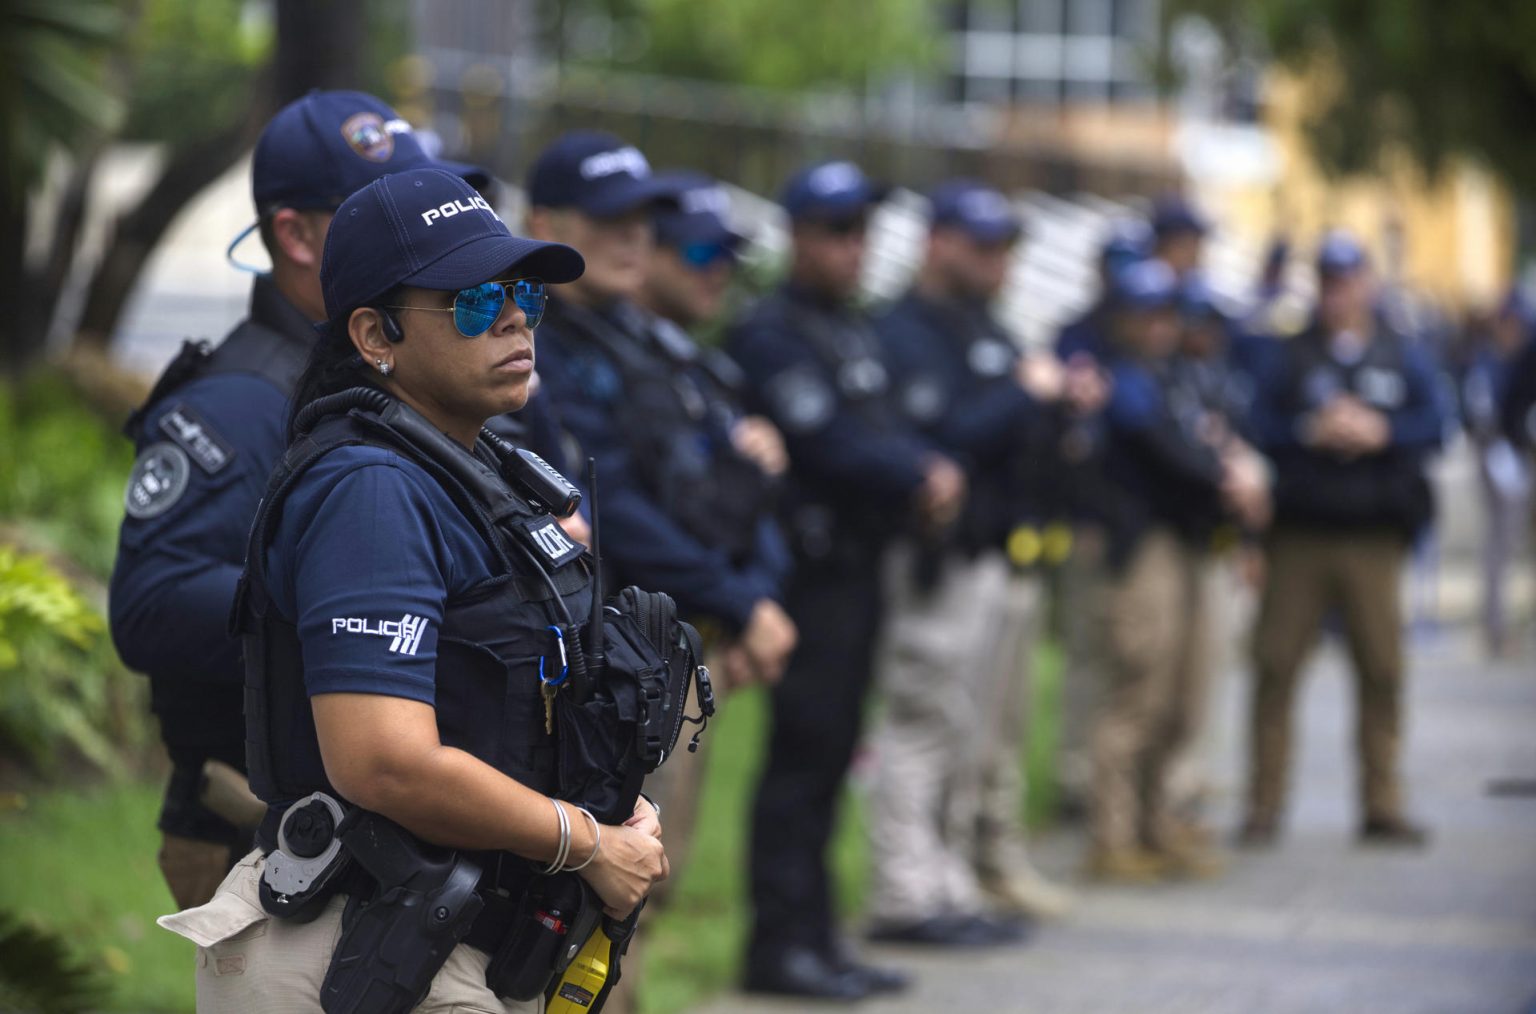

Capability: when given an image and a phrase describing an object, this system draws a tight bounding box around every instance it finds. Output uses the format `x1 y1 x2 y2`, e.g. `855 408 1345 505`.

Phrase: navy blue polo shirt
264 444 498 705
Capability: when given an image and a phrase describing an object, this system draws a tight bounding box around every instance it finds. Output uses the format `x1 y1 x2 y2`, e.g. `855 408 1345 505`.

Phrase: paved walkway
694 628 1536 1014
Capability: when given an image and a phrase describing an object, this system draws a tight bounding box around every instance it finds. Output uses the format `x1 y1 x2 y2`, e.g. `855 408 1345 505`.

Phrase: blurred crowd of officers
109 90 1536 1007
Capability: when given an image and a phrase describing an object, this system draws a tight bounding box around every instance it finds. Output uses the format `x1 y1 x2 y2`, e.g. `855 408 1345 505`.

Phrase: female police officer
160 167 668 1012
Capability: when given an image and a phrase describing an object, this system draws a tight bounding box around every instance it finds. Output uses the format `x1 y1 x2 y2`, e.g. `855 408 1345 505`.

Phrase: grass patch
0 780 193 1012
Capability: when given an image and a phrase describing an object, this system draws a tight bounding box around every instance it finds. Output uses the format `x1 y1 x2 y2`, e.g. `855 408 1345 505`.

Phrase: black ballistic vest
235 393 593 820
1269 327 1434 534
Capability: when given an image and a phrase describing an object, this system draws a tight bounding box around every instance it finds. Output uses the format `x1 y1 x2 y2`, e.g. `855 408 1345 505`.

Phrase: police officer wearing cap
1149 195 1210 282
159 166 670 1011
109 90 491 911
866 179 1081 943
728 160 963 1000
629 169 793 863
1086 258 1268 883
1242 230 1443 848
1056 219 1151 363
521 135 798 717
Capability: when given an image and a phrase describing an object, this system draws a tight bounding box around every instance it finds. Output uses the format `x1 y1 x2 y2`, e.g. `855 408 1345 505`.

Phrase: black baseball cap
321 168 583 326
927 179 1023 243
652 171 747 250
252 90 489 213
525 130 678 217
780 160 888 222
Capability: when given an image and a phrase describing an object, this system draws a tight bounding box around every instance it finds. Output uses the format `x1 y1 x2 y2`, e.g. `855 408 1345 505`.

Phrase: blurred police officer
522 133 797 704
1088 260 1268 882
1056 219 1151 362
1053 222 1147 817
867 180 1078 943
1150 195 1209 282
109 90 488 910
730 160 963 1000
1242 231 1444 847
1459 291 1531 658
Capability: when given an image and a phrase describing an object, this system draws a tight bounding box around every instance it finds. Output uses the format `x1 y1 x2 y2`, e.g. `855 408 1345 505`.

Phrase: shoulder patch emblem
125 443 192 520
159 403 234 474
518 516 586 569
765 365 836 435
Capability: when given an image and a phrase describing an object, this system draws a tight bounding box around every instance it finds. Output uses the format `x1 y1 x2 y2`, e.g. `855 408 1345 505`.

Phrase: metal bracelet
564 807 602 873
539 799 571 875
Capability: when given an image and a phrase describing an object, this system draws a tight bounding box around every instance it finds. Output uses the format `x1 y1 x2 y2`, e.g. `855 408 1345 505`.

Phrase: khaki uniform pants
160 850 542 1013
1248 527 1407 824
1090 530 1214 852
867 549 1039 922
1057 526 1109 809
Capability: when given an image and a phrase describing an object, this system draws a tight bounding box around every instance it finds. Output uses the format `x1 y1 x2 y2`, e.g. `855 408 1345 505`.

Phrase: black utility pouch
319 810 484 1014
484 872 601 1001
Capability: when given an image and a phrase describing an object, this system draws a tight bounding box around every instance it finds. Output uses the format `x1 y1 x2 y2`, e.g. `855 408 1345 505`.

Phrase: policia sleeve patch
159 403 234 474
125 443 192 520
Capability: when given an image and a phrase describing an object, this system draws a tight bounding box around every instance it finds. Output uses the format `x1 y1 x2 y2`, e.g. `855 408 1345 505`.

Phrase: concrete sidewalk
693 629 1536 1014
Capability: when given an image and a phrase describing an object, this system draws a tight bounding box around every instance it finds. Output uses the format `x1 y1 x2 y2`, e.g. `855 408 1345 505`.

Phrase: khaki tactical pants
1248 526 1408 825
1089 530 1214 852
1057 526 1109 811
159 850 543 1013
867 549 1040 921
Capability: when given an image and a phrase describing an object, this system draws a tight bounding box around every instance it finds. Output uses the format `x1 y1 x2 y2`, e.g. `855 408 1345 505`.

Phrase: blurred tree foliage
544 0 938 93
1166 0 1536 196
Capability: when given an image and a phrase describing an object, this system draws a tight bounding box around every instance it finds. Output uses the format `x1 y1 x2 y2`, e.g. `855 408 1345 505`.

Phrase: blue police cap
652 171 747 250
526 131 678 217
1101 219 1152 271
1114 258 1180 310
321 168 584 326
927 179 1022 244
252 90 489 213
780 160 888 222
1150 195 1210 238
1316 229 1368 277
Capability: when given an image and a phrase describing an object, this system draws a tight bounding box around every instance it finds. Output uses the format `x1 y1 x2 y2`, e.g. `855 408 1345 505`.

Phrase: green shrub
0 547 148 775
0 371 135 579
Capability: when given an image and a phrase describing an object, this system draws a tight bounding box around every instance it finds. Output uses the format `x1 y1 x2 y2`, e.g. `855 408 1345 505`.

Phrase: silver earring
376 359 393 377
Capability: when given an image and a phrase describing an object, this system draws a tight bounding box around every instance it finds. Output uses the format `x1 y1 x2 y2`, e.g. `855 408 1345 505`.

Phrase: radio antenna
583 456 607 695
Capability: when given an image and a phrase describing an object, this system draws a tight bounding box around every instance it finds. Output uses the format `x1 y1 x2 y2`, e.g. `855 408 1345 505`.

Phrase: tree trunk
0 198 43 375
273 0 364 103
72 123 255 353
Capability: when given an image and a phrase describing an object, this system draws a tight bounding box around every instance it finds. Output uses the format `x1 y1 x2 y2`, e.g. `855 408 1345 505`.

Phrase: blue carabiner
539 625 570 686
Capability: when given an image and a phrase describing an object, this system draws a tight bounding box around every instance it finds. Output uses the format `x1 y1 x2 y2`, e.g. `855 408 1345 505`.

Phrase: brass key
542 681 558 735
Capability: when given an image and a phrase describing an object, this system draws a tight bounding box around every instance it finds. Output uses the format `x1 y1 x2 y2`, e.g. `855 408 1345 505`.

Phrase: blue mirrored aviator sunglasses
387 278 547 337
679 241 734 269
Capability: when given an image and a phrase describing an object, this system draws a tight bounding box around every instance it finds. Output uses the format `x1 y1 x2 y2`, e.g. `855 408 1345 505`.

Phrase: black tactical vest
234 392 594 819
1270 326 1433 533
548 299 774 562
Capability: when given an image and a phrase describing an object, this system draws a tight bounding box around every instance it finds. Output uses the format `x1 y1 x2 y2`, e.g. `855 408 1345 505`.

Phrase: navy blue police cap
1150 195 1210 238
253 90 489 213
526 131 678 217
321 168 584 327
652 171 747 250
927 179 1023 244
1101 219 1152 270
1316 229 1368 277
780 160 889 222
1113 258 1180 311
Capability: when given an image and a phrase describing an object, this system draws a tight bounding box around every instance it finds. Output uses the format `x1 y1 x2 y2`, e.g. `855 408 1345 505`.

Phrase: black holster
484 873 601 1001
319 810 484 1014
